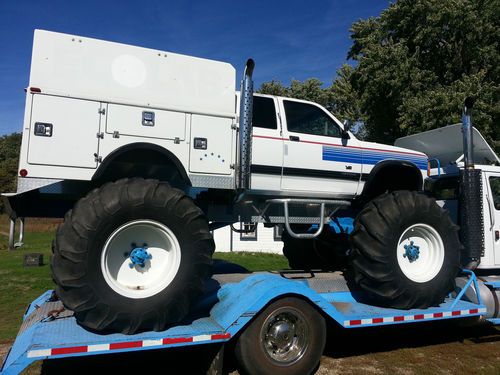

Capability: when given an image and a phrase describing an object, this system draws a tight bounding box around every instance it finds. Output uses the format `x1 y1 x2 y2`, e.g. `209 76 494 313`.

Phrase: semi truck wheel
235 297 326 375
51 178 214 334
349 190 461 309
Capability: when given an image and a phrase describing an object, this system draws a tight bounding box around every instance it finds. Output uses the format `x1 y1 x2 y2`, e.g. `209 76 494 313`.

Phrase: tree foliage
259 0 499 151
349 0 499 147
0 133 21 213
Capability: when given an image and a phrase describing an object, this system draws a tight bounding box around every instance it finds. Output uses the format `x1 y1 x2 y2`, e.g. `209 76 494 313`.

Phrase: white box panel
189 115 233 175
29 30 236 116
28 94 100 169
106 104 186 140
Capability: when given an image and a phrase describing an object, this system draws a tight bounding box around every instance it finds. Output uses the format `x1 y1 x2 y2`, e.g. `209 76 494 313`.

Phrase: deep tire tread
52 178 214 334
349 191 461 309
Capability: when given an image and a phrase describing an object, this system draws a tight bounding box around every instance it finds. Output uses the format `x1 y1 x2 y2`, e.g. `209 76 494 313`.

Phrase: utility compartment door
28 94 100 168
189 115 233 175
106 104 187 141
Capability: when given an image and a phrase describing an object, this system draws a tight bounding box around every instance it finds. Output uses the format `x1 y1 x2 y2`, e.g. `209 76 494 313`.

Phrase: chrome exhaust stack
460 97 484 269
238 59 255 190
462 97 475 170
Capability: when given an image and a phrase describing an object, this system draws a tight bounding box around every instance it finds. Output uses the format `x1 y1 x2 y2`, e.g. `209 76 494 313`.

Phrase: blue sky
0 0 389 135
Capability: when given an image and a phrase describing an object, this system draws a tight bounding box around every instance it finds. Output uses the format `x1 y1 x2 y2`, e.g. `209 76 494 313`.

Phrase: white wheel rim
101 219 181 299
396 223 445 283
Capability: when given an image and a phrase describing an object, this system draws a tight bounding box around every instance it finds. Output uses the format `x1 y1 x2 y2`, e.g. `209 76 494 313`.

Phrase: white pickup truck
4 30 462 335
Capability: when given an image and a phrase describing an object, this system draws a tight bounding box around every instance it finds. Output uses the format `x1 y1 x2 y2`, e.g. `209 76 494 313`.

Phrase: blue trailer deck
0 270 489 375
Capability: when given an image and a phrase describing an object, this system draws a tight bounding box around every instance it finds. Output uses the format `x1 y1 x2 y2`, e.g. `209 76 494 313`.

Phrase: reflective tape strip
26 332 232 358
88 344 110 352
143 339 163 347
193 335 212 342
344 308 485 327
27 349 51 358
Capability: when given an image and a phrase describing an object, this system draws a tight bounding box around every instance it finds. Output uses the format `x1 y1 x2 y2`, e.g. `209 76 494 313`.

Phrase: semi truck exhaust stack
462 97 475 169
238 59 255 190
459 97 484 269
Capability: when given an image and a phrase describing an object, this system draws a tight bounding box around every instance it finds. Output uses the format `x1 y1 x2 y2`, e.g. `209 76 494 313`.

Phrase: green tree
348 0 499 149
0 133 21 213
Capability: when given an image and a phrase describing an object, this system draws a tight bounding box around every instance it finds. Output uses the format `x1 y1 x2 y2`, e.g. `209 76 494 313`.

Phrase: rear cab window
252 96 277 130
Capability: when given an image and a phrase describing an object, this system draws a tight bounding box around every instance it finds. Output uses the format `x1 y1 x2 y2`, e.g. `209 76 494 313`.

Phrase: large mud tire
349 190 461 309
51 178 214 334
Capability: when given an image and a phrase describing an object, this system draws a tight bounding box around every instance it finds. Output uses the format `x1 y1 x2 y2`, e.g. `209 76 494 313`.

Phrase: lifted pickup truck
4 30 461 335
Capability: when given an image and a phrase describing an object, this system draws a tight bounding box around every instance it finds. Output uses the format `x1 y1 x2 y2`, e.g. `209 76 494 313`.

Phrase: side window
283 100 341 137
490 177 500 210
252 96 277 130
240 222 257 241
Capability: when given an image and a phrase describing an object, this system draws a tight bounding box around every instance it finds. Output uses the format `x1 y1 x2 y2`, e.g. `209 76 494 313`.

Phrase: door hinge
98 108 106 115
94 153 102 163
96 132 104 139
230 164 236 170
231 124 238 130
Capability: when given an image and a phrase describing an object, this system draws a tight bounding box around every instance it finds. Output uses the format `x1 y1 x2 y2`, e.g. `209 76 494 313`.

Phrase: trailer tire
235 297 326 375
349 190 461 309
51 178 214 334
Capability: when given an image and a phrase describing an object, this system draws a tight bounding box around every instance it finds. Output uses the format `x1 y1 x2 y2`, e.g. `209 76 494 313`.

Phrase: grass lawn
0 229 288 342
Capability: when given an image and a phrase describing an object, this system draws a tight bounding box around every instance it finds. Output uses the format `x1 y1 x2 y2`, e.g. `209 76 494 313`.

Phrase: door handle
345 165 353 170
289 135 300 142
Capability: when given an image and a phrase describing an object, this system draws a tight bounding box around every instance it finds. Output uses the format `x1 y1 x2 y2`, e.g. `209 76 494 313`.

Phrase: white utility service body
17 30 427 196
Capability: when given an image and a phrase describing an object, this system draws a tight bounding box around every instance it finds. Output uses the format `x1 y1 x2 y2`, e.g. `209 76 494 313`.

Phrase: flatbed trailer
1 269 497 375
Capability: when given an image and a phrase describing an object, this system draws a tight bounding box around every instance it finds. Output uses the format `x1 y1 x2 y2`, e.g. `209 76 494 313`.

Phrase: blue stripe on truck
322 146 428 170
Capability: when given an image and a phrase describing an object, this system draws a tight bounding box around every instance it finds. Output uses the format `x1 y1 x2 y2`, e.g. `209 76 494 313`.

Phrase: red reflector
109 341 142 350
30 87 42 93
20 169 28 177
52 346 88 355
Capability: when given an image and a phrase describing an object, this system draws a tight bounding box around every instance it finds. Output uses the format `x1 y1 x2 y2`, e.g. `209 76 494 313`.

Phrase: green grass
213 251 288 271
0 231 287 341
0 232 55 341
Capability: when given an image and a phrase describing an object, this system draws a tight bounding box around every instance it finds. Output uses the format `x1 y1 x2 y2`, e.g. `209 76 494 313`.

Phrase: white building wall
213 224 284 254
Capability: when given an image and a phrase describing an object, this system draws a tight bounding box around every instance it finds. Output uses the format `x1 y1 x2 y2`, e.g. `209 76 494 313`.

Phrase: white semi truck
4 30 476 335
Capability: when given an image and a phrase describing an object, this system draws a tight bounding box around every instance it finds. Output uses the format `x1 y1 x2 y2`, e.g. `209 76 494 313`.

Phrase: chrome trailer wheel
235 297 325 375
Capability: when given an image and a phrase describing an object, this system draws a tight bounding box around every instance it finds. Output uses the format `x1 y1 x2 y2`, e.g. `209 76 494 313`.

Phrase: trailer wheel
51 178 214 334
235 297 326 375
349 190 461 309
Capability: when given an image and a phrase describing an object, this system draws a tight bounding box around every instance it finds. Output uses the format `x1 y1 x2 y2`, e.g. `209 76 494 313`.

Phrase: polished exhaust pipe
460 97 484 269
238 59 255 190
462 97 475 169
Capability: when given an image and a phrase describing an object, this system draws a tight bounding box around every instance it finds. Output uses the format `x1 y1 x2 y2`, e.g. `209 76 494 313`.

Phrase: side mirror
341 119 352 139
342 119 353 132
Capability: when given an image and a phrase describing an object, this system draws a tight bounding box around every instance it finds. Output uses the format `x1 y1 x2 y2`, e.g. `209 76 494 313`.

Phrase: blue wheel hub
128 243 152 268
403 241 420 263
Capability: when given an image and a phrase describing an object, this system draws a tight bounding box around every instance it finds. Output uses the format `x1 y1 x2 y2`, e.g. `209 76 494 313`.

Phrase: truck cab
396 124 500 269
